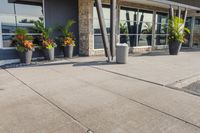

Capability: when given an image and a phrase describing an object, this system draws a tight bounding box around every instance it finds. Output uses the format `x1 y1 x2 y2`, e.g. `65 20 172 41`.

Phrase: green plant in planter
168 16 190 44
33 20 56 60
13 28 34 52
58 19 76 46
12 28 35 64
33 20 57 49
168 16 190 55
57 20 76 58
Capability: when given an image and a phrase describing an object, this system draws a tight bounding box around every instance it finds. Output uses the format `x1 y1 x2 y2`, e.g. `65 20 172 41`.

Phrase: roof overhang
8 0 42 6
122 0 200 11
150 0 200 11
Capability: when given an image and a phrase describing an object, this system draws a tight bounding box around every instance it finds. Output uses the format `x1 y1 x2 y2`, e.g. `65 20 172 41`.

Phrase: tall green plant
34 19 52 40
60 19 76 37
33 20 56 49
57 19 76 47
168 16 190 44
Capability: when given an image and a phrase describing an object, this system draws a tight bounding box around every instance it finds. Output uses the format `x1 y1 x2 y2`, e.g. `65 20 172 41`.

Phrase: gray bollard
116 43 129 64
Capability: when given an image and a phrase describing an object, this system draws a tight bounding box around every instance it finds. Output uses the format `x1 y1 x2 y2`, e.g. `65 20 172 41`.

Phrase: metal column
110 0 117 60
95 0 111 62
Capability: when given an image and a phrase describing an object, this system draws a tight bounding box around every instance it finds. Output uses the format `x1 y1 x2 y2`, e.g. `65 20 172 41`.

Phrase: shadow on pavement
1 61 77 69
73 61 117 67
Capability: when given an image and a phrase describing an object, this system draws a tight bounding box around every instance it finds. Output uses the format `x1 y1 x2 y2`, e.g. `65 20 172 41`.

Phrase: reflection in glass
155 12 168 46
156 13 168 24
2 35 15 47
193 17 200 47
94 19 110 34
141 22 152 34
138 34 152 46
155 35 167 45
94 35 110 49
0 1 44 47
120 35 137 46
156 24 167 34
183 17 192 47
120 9 138 22
1 15 16 33
0 0 14 14
16 16 43 33
15 4 43 16
138 10 153 23
93 6 111 49
120 8 153 47
2 35 42 47
93 6 110 20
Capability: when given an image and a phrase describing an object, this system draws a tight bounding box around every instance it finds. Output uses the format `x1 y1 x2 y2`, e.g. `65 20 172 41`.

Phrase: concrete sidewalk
1 51 200 133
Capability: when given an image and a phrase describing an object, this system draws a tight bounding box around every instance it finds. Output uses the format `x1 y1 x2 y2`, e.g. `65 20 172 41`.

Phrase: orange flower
17 35 25 40
23 40 34 50
64 37 75 46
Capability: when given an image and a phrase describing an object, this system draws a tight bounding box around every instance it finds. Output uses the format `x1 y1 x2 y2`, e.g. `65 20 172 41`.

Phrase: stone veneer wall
79 0 169 56
78 0 94 56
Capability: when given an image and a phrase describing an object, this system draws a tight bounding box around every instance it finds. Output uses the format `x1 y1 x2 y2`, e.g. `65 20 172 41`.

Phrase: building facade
0 0 200 65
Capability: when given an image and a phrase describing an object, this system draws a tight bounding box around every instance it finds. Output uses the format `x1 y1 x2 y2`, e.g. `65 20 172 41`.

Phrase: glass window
141 22 153 34
120 9 138 22
120 8 153 47
93 6 110 49
1 15 16 33
155 35 167 45
155 12 168 45
156 12 168 24
138 34 152 46
16 16 42 33
0 1 44 47
94 35 110 49
156 24 167 34
0 0 15 14
193 17 200 47
2 35 15 47
15 4 43 16
138 10 153 23
182 17 192 47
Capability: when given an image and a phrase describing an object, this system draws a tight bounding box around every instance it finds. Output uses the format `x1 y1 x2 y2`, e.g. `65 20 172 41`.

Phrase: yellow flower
64 37 75 46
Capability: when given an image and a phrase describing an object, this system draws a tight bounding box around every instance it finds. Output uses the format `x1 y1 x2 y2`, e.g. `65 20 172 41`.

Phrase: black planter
63 45 74 58
18 50 33 64
43 48 55 61
169 41 182 55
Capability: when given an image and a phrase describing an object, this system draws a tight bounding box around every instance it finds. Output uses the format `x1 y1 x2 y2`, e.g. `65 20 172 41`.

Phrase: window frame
119 8 154 47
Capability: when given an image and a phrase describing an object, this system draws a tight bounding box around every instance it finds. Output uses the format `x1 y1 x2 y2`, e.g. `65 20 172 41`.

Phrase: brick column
78 0 94 56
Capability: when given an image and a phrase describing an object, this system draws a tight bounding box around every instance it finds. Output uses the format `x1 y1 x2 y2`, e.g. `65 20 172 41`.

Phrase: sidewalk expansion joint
92 66 200 98
90 66 200 129
92 66 165 87
3 69 93 133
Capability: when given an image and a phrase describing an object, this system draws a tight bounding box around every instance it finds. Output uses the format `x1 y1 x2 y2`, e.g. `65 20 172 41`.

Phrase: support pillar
95 0 111 62
79 0 93 56
110 0 117 59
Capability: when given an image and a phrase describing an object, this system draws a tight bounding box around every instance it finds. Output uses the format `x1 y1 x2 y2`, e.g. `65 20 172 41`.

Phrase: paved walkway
1 50 200 133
